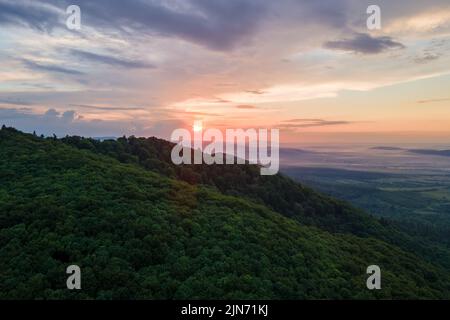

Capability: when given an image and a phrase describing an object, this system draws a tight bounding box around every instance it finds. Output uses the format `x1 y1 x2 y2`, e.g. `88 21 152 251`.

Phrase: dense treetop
1 127 450 299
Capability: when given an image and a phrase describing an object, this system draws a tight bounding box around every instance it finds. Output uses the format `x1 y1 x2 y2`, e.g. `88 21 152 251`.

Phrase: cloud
236 105 257 109
21 59 83 75
324 33 405 54
245 90 266 95
417 98 450 104
280 119 353 128
0 107 34 120
282 118 325 123
414 53 441 64
0 0 61 32
0 0 271 51
62 110 76 121
0 98 33 106
70 49 156 69
176 110 222 117
0 107 186 139
15 0 268 51
44 108 59 117
69 104 146 111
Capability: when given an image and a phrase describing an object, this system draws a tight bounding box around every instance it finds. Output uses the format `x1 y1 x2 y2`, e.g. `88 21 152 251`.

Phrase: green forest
1 126 450 299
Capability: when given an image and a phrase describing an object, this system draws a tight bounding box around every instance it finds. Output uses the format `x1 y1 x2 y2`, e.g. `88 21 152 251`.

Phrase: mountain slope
60 134 450 269
1 127 450 299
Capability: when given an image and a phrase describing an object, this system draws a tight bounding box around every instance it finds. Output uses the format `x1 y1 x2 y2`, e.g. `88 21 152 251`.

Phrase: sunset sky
1 0 450 144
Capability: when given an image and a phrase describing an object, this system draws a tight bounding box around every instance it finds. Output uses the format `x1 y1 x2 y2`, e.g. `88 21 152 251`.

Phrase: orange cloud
236 105 257 109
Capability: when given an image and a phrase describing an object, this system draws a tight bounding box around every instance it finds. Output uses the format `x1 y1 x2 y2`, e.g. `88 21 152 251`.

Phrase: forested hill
1 126 450 299
60 131 450 268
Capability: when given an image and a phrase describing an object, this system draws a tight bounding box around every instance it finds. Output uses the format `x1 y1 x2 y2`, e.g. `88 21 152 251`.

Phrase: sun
193 122 203 132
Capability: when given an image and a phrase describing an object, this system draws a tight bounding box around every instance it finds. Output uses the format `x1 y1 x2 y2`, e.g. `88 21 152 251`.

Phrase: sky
0 0 450 144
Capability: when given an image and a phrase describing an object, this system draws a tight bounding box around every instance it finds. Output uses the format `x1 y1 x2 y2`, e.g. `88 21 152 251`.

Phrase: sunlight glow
193 122 203 132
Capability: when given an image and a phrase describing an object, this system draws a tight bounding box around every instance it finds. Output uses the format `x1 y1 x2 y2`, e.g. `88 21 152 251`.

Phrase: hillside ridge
1 127 450 299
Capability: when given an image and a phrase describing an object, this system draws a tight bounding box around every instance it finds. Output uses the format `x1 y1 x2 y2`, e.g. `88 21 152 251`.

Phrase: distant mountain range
372 146 450 157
